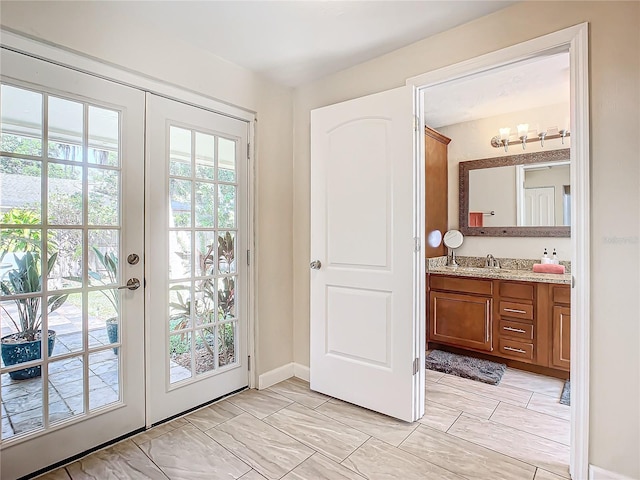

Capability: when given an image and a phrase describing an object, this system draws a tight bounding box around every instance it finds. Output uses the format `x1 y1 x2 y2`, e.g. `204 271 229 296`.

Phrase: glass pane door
0 48 145 480
146 94 248 425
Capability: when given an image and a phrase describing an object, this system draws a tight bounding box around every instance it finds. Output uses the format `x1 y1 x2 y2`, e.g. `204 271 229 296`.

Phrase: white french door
310 86 425 422
145 93 249 425
0 49 145 479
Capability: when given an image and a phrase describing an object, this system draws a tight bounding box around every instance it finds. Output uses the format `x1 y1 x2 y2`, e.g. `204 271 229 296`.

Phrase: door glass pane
48 164 83 225
88 229 119 287
49 292 82 357
88 167 119 226
89 349 119 410
1 373 42 439
217 231 235 274
218 276 235 320
170 126 191 177
218 137 235 182
49 356 84 423
88 290 118 349
0 85 43 156
194 279 215 326
218 321 236 368
218 184 235 228
195 132 215 179
196 231 216 276
195 182 216 227
1 157 42 221
169 230 192 280
88 106 119 166
48 96 83 161
169 282 191 332
170 179 192 227
48 229 82 290
195 327 215 375
169 332 192 383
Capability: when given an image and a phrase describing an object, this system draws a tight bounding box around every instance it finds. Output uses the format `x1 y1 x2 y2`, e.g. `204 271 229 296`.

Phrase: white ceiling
424 52 570 127
120 1 516 87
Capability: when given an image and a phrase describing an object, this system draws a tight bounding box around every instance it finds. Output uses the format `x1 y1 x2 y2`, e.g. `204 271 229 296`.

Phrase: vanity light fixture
490 125 570 150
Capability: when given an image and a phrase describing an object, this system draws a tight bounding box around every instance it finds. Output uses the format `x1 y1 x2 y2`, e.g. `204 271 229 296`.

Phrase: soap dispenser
551 249 559 265
541 248 550 264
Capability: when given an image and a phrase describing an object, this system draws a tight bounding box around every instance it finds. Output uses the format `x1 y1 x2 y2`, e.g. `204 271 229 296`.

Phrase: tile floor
35 368 570 480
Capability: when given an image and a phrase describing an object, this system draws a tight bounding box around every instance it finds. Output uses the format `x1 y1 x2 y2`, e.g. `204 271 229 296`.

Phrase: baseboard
257 363 294 389
293 363 310 382
589 465 636 480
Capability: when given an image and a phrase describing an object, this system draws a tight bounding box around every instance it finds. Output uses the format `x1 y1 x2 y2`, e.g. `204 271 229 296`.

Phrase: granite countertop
427 256 572 285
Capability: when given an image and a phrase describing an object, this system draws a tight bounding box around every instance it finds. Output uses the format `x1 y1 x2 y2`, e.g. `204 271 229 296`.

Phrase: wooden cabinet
427 274 571 375
428 276 492 351
424 126 450 258
551 286 571 371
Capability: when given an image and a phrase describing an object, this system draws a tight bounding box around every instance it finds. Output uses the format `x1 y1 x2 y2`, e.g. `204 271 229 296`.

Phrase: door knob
118 278 141 290
127 253 140 265
310 260 322 270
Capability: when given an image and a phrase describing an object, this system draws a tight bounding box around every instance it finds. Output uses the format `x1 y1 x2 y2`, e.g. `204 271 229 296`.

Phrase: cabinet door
552 305 571 370
429 291 492 351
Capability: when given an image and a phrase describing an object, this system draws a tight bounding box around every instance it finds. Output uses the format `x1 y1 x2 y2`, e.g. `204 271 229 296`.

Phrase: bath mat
560 380 570 406
425 350 506 385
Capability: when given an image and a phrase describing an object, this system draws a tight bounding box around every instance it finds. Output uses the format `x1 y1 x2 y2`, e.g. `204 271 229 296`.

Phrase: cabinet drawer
498 338 534 361
430 275 492 296
499 301 533 321
499 282 534 301
553 286 571 305
499 320 534 341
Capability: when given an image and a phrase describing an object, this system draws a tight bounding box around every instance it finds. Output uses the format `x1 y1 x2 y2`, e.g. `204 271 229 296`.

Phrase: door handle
118 278 141 290
310 260 322 270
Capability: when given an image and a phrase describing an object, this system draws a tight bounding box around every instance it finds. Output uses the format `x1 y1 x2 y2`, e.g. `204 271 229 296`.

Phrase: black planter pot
1 330 56 380
106 318 118 355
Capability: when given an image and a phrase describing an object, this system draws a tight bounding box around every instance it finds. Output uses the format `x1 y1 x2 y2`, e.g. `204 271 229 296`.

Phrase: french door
0 49 146 479
145 93 249 425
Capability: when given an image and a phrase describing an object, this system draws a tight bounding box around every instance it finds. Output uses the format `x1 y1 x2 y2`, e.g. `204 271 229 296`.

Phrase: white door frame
0 32 258 387
407 23 590 480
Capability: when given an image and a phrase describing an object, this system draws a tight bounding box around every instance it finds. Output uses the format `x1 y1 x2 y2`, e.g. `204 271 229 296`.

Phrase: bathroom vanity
427 261 571 377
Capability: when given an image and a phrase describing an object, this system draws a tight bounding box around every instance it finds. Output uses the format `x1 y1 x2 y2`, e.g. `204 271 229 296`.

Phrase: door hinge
248 355 251 371
572 275 575 288
413 357 420 375
414 237 421 253
247 250 250 266
413 115 419 132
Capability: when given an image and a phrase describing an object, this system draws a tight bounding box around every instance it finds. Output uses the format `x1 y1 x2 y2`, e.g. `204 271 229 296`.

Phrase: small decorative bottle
542 248 550 264
551 249 559 265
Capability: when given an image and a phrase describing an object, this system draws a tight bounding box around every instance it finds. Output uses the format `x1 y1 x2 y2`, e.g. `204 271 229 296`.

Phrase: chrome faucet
485 254 500 269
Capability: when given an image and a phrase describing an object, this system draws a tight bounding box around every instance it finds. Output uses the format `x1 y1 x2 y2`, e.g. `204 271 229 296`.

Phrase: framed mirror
459 148 570 237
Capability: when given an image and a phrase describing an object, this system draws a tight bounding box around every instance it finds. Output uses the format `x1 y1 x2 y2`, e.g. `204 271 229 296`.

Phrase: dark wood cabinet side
424 126 450 258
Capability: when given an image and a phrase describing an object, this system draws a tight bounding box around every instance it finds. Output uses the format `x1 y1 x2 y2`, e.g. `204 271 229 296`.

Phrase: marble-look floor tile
138 424 250 479
283 453 365 480
66 440 169 479
227 389 293 419
400 424 536 480
534 469 567 480
490 402 570 445
264 402 369 462
425 369 445 383
239 471 268 480
131 418 188 446
206 413 313 479
341 437 466 480
501 369 565 397
439 373 533 407
527 393 570 421
34 468 71 479
267 378 329 409
448 414 570 478
184 399 244 431
419 400 462 432
316 400 417 447
425 381 499 419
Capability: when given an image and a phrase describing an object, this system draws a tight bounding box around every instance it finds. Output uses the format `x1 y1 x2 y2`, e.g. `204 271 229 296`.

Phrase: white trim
0 29 255 123
258 363 294 390
247 121 257 390
293 363 310 382
589 465 636 480
411 23 590 480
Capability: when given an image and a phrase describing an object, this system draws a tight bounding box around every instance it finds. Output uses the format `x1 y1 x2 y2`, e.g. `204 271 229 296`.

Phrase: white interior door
0 49 145 479
524 186 555 226
310 86 424 422
146 94 248 425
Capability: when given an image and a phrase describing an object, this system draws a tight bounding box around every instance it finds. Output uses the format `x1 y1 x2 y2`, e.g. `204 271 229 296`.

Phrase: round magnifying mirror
443 230 464 249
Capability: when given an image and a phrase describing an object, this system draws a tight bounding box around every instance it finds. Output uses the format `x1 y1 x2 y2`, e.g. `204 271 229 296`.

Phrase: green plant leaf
48 294 69 313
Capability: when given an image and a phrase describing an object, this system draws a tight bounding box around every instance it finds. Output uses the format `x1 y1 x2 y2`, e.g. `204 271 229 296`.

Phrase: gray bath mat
425 350 506 385
560 380 570 406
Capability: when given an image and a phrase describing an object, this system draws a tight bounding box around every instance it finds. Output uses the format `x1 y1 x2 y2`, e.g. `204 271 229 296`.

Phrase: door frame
0 31 259 391
407 23 590 480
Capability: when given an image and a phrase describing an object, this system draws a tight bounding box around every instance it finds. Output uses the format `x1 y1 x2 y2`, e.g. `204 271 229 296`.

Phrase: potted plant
0 251 68 380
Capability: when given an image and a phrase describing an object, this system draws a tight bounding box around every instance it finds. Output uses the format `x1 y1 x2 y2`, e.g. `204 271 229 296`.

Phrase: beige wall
0 1 295 377
438 102 572 259
293 2 639 477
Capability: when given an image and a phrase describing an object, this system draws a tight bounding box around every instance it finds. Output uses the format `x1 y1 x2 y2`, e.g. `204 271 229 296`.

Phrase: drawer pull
504 308 527 314
504 346 527 354
503 326 526 334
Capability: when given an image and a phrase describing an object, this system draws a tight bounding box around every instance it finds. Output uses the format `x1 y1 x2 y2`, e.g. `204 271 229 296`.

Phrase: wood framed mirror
459 148 571 237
